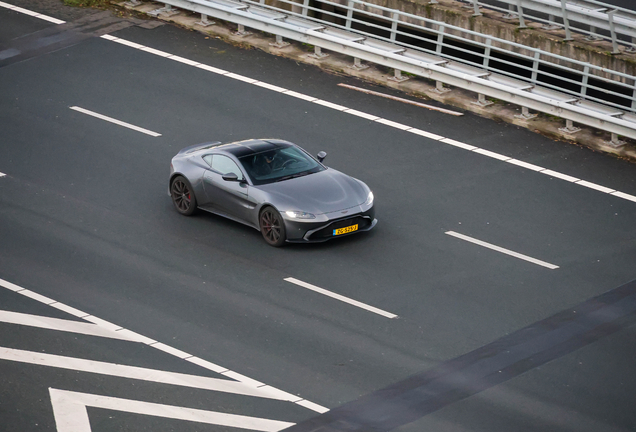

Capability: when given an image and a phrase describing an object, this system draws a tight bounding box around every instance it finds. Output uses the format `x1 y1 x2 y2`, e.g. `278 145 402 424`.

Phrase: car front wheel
171 175 197 216
259 207 286 247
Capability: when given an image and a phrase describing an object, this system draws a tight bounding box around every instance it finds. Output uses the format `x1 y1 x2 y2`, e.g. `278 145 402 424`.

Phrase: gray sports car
169 139 376 246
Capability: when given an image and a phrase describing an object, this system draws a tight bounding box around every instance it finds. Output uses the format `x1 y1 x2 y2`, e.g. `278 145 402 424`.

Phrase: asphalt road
1 2 636 432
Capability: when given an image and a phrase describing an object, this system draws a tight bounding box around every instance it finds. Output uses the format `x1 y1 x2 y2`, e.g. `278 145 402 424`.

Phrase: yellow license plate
333 224 358 236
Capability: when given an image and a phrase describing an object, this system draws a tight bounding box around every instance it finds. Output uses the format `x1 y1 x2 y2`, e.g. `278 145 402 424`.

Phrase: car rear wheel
259 207 286 247
171 176 197 216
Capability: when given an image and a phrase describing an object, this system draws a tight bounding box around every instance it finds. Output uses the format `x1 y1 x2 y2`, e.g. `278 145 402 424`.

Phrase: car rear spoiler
177 141 222 155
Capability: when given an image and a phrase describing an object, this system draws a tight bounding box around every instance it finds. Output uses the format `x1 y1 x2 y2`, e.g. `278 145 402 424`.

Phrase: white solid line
82 315 123 332
0 311 136 341
0 277 23 292
150 341 192 359
540 169 579 183
283 90 318 102
506 158 545 172
0 1 17 8
343 108 379 120
226 72 258 83
112 38 145 49
575 180 615 194
113 328 157 344
10 5 38 15
313 99 348 111
0 277 329 413
49 302 89 318
19 289 56 304
70 106 161 137
186 356 229 374
196 63 229 74
445 231 559 269
284 277 398 319
440 138 477 150
221 370 265 387
253 81 287 92
611 191 636 202
35 14 65 24
473 148 511 161
49 388 295 432
141 46 172 57
168 55 200 66
374 118 412 130
296 399 330 414
408 128 444 140
0 347 295 400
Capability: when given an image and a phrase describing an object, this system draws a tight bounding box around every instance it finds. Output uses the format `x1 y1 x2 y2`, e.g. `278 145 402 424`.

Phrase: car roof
206 139 293 158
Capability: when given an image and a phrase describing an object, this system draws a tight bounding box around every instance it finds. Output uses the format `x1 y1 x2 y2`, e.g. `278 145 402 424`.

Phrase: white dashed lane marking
284 277 398 319
445 231 560 270
69 106 162 137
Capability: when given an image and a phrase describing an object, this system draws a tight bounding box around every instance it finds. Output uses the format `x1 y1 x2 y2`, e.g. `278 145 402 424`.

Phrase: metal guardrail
459 0 636 53
135 0 636 142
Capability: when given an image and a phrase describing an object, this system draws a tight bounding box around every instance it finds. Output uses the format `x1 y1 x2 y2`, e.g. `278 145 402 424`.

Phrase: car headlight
364 191 374 206
285 210 316 219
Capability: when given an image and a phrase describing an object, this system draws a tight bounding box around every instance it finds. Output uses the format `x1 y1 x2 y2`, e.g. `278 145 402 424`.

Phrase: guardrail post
531 51 540 85
434 81 451 94
346 0 354 30
390 12 399 42
308 46 329 59
350 57 369 70
607 10 621 54
195 14 214 27
516 0 526 29
389 69 409 82
580 65 590 97
483 39 491 69
559 119 581 134
515 106 537 120
608 133 626 148
301 0 309 17
559 0 573 41
471 0 482 17
473 93 494 107
584 26 602 41
148 4 179 17
270 35 290 48
436 25 445 55
233 24 252 36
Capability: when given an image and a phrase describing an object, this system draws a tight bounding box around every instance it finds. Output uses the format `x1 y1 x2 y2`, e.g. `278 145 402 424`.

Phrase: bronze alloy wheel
171 176 197 216
259 207 286 247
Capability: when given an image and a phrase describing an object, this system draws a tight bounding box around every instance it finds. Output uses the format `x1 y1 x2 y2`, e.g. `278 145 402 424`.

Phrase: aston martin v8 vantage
169 139 376 246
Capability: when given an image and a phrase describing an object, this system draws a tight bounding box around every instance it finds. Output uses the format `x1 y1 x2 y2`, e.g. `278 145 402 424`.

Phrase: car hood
258 169 368 215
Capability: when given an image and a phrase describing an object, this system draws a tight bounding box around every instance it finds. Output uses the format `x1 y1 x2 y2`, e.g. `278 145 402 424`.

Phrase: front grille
307 216 372 241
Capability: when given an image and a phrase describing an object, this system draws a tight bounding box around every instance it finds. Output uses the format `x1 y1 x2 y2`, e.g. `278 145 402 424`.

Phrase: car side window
210 155 244 180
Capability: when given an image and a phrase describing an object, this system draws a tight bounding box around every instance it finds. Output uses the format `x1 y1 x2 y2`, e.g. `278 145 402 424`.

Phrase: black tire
170 175 197 216
259 207 286 247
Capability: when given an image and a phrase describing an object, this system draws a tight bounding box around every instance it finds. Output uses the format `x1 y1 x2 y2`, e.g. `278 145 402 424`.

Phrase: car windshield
238 145 325 185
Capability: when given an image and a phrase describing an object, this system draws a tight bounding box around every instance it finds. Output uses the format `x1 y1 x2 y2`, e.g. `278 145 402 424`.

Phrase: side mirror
317 151 327 162
222 172 240 182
